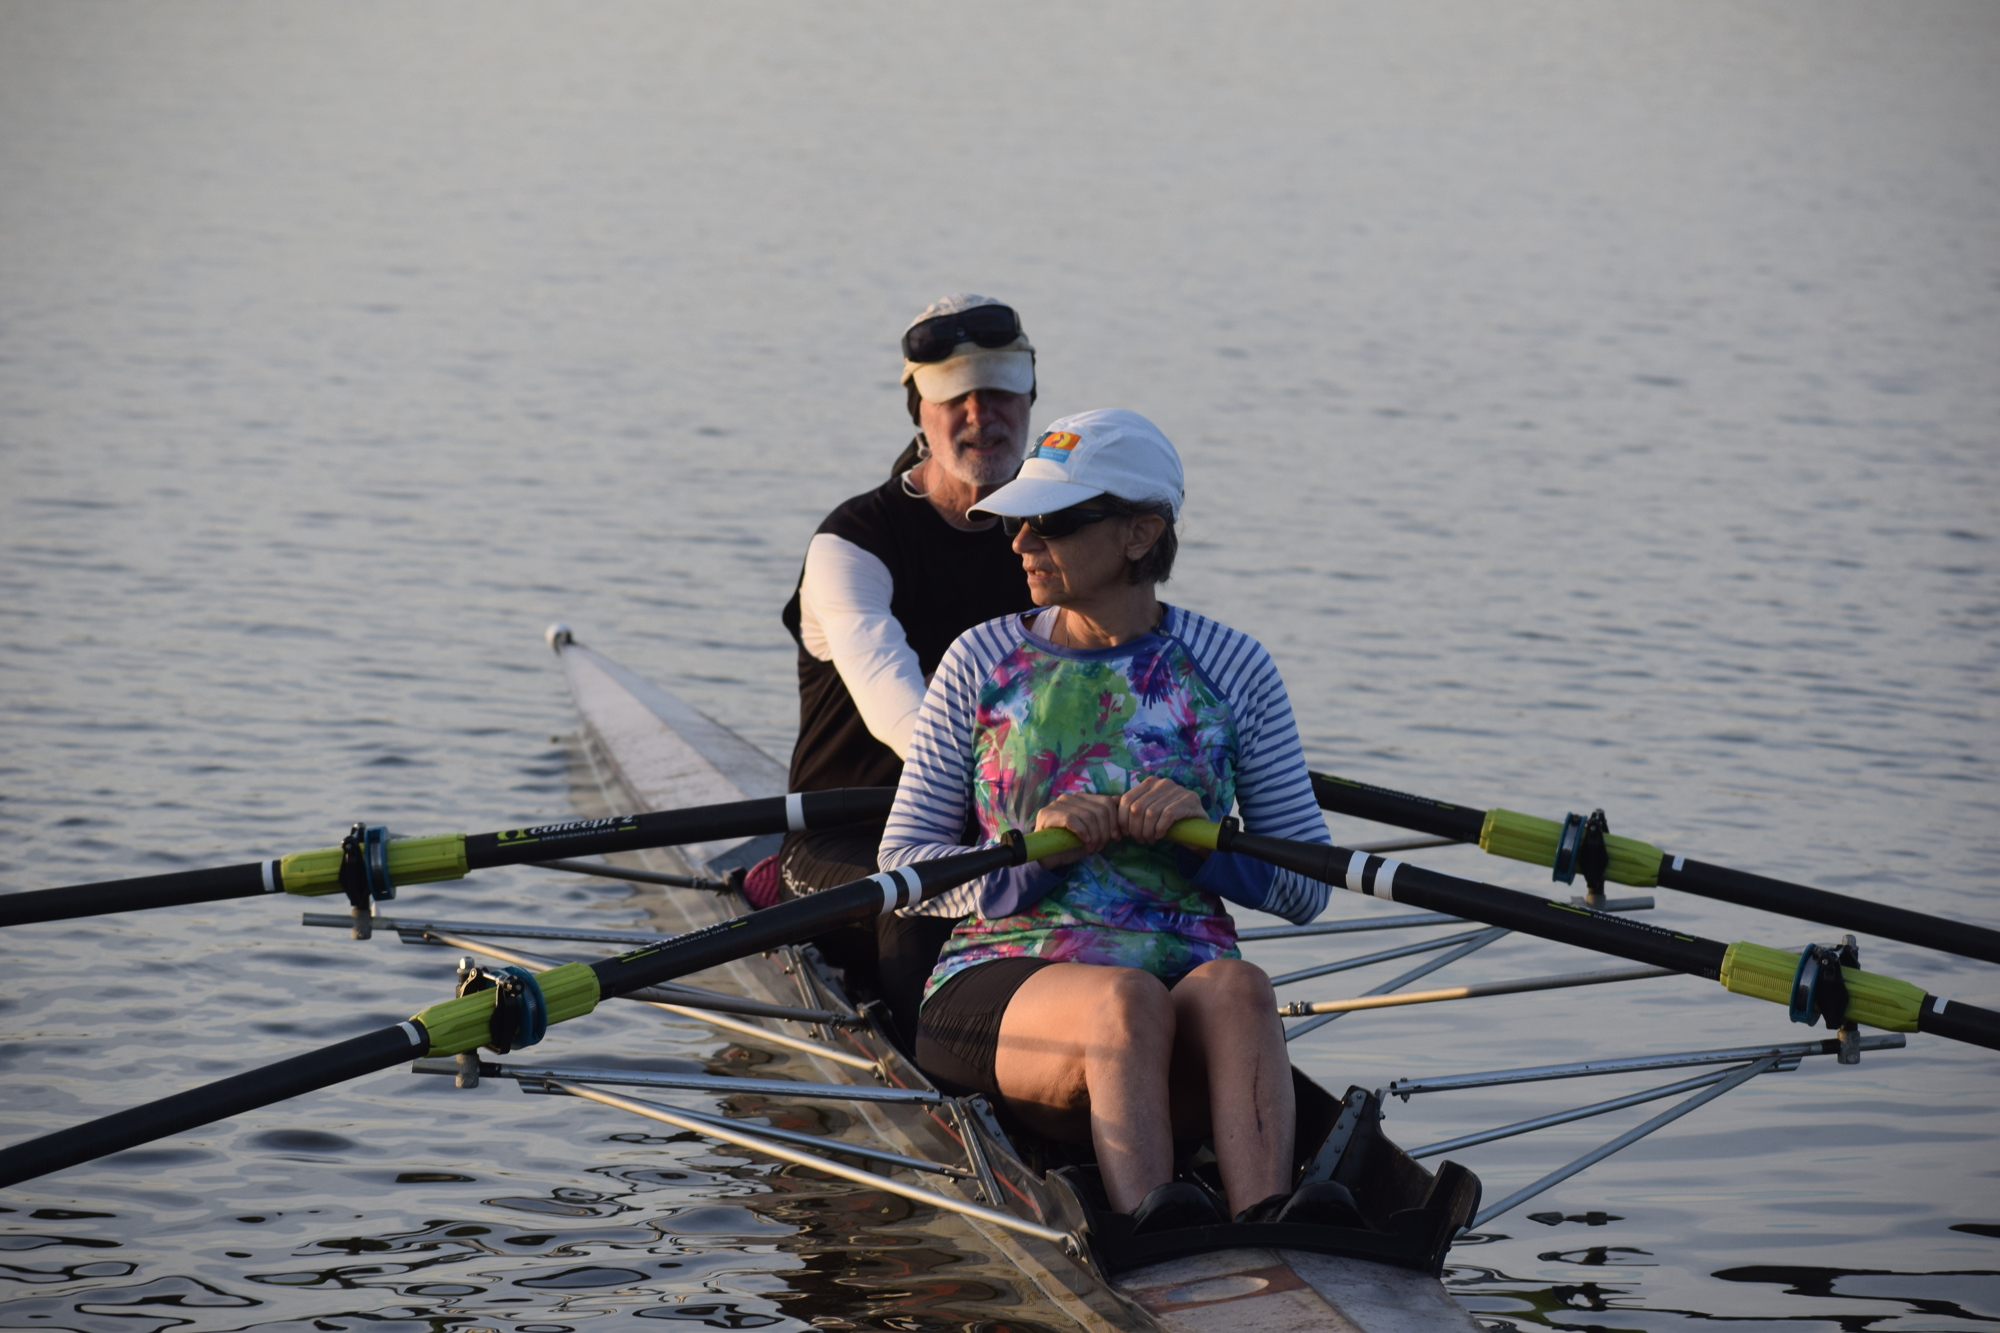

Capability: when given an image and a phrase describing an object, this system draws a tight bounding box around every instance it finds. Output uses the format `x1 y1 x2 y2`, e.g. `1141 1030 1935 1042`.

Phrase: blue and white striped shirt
880 604 1331 925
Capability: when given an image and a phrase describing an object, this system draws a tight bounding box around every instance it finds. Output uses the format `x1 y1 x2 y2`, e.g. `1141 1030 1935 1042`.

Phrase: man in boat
759 294 1037 1051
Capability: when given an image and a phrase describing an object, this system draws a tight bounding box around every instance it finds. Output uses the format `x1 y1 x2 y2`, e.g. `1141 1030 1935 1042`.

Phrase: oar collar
452 959 551 1053
338 823 395 938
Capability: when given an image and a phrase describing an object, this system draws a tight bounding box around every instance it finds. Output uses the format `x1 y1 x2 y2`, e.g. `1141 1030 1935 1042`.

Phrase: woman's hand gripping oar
1164 817 2000 1053
0 829 1081 1191
0 787 895 932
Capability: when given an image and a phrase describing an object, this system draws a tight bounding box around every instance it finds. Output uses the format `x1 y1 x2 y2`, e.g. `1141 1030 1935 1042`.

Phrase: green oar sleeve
1718 941 1925 1032
277 835 469 896
1480 808 1664 887
408 961 601 1056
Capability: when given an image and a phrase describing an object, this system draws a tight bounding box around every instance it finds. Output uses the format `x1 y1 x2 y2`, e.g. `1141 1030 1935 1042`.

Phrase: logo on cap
1033 431 1081 461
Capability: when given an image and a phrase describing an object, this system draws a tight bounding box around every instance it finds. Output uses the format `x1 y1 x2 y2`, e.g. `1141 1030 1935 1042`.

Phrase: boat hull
553 634 1482 1333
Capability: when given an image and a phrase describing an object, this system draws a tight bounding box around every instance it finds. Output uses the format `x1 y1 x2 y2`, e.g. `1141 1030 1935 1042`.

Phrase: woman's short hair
1096 493 1178 585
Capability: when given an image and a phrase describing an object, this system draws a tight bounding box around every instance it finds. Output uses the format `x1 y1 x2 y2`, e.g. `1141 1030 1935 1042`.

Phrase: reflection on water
1454 1258 2000 1331
1 1147 1074 1332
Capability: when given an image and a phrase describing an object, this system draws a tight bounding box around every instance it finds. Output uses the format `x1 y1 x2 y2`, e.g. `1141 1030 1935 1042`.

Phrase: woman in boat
877 409 1340 1233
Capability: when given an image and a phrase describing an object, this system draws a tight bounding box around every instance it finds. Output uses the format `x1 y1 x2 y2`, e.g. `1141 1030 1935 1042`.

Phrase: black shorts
914 957 1061 1097
779 823 884 895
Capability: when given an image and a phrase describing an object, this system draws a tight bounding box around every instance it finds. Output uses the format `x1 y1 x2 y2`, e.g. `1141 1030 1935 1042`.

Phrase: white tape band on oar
1932 996 1949 1015
262 860 279 893
785 793 807 832
1342 852 1400 899
397 1021 424 1047
1672 855 1686 872
869 867 924 915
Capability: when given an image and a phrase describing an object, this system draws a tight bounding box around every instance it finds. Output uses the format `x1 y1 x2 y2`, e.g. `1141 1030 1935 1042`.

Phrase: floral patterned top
878 606 1332 1001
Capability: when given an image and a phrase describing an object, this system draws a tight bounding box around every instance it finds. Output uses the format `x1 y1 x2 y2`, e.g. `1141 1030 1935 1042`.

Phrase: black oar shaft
0 1025 423 1190
1309 769 2000 968
1659 857 2000 966
1921 997 2000 1050
462 787 894 871
0 837 1027 1191
1309 773 1485 843
1225 829 1728 978
1 788 897 929
588 842 1016 999
0 863 270 928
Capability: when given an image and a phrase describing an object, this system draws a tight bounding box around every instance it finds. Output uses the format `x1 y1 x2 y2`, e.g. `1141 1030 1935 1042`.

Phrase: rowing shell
549 627 1484 1333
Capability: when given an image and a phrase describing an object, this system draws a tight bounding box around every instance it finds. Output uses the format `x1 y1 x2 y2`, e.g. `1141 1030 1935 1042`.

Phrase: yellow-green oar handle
1015 823 1212 859
1021 827 1083 860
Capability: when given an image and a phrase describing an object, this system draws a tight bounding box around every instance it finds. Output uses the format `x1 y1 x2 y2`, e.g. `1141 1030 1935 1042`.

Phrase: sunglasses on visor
999 506 1114 540
902 304 1023 363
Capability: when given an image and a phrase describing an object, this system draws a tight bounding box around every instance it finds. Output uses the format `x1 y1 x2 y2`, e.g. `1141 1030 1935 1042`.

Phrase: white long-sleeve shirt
795 533 926 759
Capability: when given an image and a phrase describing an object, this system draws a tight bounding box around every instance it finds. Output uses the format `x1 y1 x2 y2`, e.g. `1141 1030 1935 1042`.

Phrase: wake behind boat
530 625 1486 1333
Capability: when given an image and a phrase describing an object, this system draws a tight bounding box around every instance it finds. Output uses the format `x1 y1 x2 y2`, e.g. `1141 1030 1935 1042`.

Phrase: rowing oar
1309 772 2000 967
0 829 1068 1191
0 787 894 933
1164 819 2000 1053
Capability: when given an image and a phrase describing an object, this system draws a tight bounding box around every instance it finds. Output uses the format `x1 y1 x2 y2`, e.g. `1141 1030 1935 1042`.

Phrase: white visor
903 343 1036 403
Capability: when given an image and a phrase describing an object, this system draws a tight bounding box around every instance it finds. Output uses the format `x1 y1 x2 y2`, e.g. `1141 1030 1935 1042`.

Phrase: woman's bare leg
990 963 1177 1213
1170 958 1294 1216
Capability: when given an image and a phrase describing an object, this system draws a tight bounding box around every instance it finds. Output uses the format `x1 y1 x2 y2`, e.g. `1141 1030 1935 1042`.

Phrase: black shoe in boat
1275 1180 1368 1229
1233 1191 1290 1224
1130 1181 1227 1235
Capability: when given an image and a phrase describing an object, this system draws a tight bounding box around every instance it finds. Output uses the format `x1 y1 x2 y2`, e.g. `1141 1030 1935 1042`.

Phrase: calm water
3 2 1998 1329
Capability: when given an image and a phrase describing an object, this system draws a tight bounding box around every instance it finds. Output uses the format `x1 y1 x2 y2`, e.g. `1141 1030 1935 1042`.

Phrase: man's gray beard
935 439 1024 488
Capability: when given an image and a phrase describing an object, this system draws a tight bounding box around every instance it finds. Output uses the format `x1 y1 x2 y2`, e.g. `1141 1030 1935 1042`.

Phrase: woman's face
1011 511 1165 605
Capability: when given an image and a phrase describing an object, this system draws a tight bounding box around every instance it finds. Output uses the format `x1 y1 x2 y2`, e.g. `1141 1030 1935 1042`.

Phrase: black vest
782 474 1030 796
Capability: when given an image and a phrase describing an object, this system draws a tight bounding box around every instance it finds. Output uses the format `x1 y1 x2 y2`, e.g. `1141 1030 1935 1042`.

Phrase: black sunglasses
999 507 1114 540
902 304 1023 363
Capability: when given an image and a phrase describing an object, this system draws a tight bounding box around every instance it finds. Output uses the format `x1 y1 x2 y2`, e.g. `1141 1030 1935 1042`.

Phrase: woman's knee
1090 966 1176 1047
1178 958 1278 1027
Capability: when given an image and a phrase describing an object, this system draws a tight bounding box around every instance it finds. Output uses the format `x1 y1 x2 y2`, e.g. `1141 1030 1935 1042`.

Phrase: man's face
918 388 1031 489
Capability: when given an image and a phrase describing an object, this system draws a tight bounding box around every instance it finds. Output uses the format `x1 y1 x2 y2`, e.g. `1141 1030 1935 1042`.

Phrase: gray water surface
4 3 1998 1329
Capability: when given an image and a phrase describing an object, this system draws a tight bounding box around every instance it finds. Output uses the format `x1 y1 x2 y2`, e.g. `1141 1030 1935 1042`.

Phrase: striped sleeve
1173 609 1332 924
876 615 1026 918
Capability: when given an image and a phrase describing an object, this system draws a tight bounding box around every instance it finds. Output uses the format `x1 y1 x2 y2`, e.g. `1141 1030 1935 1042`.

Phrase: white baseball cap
899 293 1037 403
969 409 1184 521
